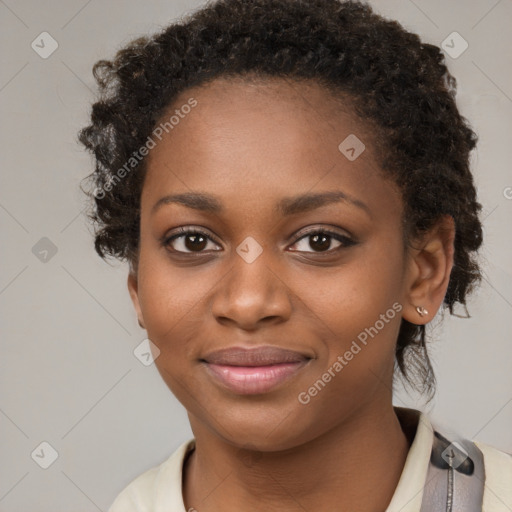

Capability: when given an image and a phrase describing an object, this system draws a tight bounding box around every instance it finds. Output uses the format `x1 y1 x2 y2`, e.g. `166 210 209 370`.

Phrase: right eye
162 227 222 254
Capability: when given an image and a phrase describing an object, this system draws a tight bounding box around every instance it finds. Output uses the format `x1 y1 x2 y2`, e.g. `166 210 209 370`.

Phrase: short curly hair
77 0 483 397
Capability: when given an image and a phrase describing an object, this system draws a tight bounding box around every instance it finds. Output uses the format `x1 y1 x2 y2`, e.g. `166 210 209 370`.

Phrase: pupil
185 234 207 251
311 234 330 252
182 233 333 252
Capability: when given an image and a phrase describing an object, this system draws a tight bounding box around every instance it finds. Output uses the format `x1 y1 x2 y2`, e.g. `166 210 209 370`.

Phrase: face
128 77 416 451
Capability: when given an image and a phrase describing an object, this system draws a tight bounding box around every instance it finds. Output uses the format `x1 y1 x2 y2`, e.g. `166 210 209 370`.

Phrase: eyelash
162 226 356 255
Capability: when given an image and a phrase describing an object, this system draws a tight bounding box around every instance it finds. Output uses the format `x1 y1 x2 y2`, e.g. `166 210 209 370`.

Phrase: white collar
385 408 433 511
148 407 433 511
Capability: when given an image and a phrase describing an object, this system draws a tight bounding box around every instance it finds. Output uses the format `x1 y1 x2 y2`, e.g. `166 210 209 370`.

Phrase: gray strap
420 431 485 512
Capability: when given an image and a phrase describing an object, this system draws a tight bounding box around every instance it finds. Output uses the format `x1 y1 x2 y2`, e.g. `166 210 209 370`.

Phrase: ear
127 272 146 329
402 215 455 325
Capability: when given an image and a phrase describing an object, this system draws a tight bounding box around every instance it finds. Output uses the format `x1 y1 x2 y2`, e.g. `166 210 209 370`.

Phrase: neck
183 403 412 512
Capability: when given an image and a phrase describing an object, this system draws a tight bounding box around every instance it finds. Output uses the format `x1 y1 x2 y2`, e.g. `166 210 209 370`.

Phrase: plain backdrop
1 0 511 510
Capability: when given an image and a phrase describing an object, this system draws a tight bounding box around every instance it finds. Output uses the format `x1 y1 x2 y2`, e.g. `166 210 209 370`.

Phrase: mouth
200 346 312 395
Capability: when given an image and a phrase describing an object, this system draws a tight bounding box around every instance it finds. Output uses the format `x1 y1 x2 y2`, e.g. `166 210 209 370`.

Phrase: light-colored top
109 410 512 511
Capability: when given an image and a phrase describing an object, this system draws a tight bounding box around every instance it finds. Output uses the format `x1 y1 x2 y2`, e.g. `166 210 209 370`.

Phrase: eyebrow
151 191 371 217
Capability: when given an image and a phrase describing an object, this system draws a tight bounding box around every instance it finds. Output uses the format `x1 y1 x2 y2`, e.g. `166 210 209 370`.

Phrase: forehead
151 76 370 150
141 76 399 219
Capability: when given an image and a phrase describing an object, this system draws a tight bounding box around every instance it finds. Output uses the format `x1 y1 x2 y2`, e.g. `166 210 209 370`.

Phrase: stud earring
416 306 428 317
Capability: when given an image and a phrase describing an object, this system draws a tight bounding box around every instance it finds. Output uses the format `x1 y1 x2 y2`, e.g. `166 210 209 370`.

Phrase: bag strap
420 430 485 512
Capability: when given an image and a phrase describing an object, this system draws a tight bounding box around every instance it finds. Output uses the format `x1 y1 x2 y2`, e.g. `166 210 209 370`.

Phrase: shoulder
474 440 512 511
108 465 160 512
108 438 195 512
394 408 511 511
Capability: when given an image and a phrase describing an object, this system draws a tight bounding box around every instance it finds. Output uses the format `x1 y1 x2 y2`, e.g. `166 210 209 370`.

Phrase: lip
200 346 312 395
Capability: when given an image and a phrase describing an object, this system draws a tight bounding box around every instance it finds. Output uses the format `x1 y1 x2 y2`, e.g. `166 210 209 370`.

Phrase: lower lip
202 361 309 395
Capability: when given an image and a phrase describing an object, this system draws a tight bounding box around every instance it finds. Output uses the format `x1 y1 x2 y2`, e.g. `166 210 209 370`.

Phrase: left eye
289 230 355 253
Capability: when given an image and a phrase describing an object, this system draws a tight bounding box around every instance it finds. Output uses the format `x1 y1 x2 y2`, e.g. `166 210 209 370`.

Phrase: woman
78 0 512 510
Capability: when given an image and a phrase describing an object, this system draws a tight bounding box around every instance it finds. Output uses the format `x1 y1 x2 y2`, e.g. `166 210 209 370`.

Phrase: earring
416 306 428 317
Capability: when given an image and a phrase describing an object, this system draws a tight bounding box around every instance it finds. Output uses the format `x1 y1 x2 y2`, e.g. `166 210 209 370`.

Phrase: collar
152 407 433 512
385 407 434 511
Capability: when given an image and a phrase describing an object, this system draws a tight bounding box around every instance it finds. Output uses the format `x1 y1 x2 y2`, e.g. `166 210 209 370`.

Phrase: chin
205 405 322 453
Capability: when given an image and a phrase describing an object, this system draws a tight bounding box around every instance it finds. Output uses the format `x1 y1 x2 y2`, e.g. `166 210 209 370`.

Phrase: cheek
136 254 196 342
136 251 224 362
293 252 403 336
289 243 404 378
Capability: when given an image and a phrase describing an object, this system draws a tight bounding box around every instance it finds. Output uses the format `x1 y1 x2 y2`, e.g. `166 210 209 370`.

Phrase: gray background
1 0 511 510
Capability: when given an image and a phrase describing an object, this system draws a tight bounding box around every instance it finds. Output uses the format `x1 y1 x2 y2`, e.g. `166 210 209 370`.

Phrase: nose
211 250 292 330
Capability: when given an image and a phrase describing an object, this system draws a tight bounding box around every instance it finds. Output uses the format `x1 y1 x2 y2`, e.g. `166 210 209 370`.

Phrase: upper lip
201 346 311 366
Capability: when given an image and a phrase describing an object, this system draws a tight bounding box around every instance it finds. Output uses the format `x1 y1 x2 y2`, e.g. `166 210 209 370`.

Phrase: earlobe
402 215 455 325
127 272 146 329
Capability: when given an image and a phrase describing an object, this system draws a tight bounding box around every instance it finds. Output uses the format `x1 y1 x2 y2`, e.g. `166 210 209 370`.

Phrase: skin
128 77 455 511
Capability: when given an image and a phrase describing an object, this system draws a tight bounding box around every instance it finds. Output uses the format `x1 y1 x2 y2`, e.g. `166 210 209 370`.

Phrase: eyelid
162 225 356 254
162 226 222 252
289 227 356 252
292 225 355 244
